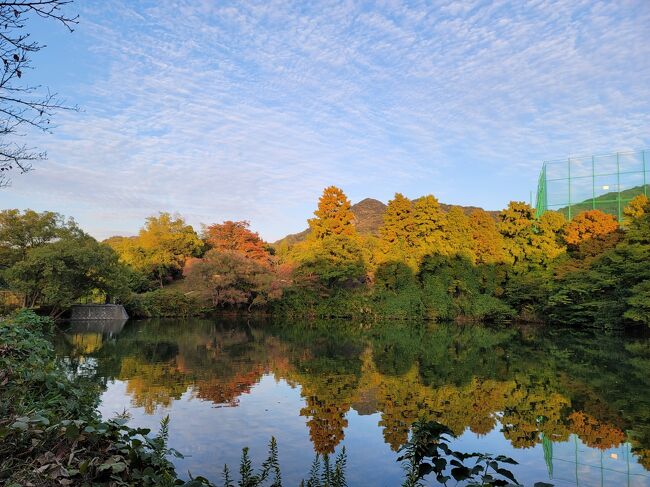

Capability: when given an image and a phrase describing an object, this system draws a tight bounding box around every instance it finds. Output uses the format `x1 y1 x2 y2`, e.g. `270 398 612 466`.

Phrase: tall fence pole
592 155 596 210
568 158 572 219
542 163 548 211
641 151 648 197
617 152 622 221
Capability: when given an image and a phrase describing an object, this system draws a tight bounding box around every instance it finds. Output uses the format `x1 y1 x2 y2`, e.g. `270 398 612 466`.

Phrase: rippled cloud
3 0 649 240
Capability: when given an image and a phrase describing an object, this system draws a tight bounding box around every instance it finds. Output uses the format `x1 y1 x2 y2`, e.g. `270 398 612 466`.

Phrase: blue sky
1 0 649 241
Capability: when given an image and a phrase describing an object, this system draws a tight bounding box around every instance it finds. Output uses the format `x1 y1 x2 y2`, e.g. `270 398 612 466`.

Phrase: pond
55 318 650 486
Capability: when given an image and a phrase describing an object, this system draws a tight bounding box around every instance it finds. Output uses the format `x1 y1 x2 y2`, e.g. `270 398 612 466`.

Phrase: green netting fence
535 149 649 220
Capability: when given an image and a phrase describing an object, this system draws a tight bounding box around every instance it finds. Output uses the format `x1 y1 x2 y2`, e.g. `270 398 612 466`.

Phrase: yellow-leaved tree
469 209 506 265
498 202 536 269
443 206 475 262
108 213 203 288
293 186 365 287
412 195 446 260
378 193 416 268
623 194 649 227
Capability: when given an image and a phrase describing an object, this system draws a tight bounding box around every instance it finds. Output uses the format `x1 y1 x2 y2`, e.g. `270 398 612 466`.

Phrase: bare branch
0 0 77 186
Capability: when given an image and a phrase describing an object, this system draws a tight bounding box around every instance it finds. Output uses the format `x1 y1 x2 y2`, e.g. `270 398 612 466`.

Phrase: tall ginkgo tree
295 186 365 286
308 186 357 239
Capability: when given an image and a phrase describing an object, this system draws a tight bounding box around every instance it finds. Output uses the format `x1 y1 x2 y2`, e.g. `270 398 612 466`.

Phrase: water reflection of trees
58 318 650 468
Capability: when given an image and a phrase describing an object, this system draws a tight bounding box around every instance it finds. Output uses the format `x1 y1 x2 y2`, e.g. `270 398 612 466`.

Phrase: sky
1 0 649 241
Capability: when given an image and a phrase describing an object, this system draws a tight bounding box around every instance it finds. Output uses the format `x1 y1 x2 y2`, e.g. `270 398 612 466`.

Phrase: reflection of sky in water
98 375 650 487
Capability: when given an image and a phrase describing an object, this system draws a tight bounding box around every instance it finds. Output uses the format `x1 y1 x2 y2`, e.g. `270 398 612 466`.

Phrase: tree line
1 185 648 326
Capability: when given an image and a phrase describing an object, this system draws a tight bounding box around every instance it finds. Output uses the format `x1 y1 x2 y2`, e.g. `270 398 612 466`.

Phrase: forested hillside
2 186 649 327
274 196 499 247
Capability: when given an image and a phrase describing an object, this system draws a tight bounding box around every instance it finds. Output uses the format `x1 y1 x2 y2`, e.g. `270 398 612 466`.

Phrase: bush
125 290 202 318
0 310 97 423
372 285 425 320
469 294 516 321
420 275 457 320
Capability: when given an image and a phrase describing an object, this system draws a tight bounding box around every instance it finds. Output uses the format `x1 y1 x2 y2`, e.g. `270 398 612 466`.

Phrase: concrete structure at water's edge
70 304 129 321
535 149 649 221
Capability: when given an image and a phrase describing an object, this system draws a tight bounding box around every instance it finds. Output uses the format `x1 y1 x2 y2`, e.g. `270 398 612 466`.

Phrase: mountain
273 197 499 247
350 198 388 235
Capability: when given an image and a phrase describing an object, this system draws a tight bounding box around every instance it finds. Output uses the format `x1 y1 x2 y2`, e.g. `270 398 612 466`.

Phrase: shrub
125 290 201 318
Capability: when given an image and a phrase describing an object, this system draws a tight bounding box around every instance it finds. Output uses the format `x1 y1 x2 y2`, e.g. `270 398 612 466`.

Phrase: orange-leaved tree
563 210 619 249
203 220 271 265
307 185 356 239
185 249 281 310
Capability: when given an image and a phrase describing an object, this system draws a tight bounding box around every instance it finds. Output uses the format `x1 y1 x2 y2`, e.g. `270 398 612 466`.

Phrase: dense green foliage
0 210 135 316
124 289 203 318
0 310 202 486
4 234 129 317
542 195 650 327
1 190 648 325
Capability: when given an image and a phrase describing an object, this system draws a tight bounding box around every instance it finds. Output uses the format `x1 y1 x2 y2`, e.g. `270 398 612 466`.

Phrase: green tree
4 234 128 316
497 208 565 316
547 199 650 327
294 187 365 288
295 236 365 288
137 213 203 287
0 209 79 269
624 281 650 326
419 253 513 321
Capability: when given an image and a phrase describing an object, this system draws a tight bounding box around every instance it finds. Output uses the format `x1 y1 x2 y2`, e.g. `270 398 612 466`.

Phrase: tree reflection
58 318 650 470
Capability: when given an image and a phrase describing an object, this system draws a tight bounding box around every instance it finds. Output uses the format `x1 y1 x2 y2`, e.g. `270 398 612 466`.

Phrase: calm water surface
56 318 650 487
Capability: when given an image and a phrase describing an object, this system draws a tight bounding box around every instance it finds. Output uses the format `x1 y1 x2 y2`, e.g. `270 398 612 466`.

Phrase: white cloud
2 0 649 240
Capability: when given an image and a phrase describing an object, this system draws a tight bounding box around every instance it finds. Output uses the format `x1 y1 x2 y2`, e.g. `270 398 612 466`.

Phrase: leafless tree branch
0 0 78 186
